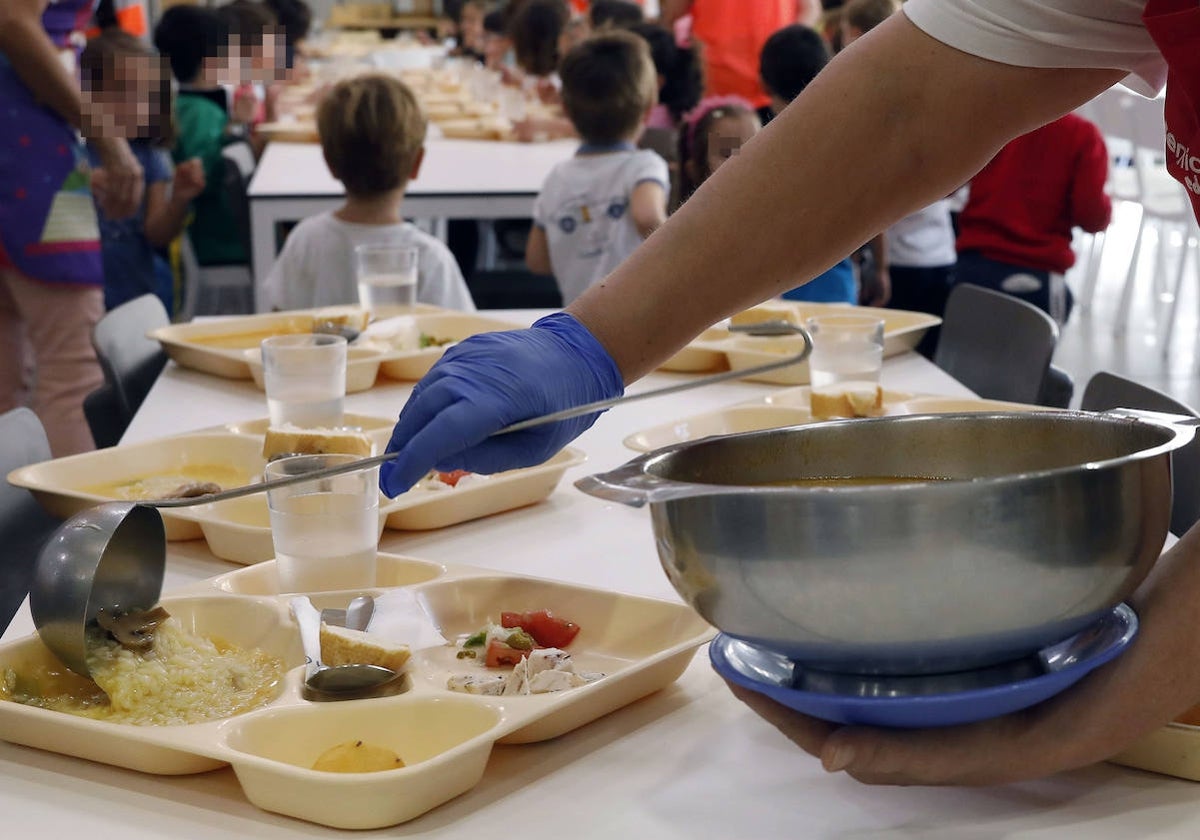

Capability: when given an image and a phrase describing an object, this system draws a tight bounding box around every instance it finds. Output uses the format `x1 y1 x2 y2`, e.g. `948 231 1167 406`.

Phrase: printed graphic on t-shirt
556 196 630 259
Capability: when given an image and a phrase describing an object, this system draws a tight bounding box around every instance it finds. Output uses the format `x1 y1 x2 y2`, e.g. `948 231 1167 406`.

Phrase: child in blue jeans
81 29 205 313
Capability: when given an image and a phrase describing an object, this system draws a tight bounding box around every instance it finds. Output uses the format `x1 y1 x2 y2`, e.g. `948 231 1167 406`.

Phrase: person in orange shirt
661 0 821 116
91 0 147 37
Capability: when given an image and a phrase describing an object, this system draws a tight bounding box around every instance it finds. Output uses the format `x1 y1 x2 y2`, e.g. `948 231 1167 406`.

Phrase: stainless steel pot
577 410 1194 675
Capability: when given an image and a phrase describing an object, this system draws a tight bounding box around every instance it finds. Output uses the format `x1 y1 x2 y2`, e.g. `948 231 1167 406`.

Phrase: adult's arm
1071 123 1115 233
0 0 143 218
568 14 1126 382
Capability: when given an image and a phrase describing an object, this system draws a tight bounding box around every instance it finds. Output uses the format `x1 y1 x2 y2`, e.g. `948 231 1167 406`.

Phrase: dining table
3 310 1200 838
248 140 578 310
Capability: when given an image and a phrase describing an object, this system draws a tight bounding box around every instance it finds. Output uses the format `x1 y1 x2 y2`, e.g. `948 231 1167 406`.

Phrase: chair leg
1160 223 1192 353
1079 229 1107 311
1152 219 1171 303
1114 210 1146 338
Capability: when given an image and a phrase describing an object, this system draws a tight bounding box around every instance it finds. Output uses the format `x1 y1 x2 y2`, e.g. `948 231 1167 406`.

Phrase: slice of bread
320 624 411 672
810 385 884 420
262 426 374 460
312 306 371 332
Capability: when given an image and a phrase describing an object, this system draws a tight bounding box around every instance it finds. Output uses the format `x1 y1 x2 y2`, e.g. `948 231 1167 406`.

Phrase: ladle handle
149 320 812 509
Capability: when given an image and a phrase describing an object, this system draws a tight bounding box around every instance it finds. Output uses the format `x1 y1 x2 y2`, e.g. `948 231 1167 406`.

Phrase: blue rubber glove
379 312 625 497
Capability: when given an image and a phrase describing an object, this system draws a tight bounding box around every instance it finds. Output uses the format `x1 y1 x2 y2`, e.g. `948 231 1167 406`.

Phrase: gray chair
934 283 1059 405
82 383 127 449
1037 365 1075 409
1081 372 1200 537
92 293 170 422
0 408 59 633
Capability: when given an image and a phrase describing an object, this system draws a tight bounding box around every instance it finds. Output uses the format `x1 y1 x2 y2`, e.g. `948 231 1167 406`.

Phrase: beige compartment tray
0 558 713 829
6 431 267 541
9 425 583 565
372 312 523 381
1111 724 1200 781
659 301 941 385
624 389 1050 452
148 304 446 382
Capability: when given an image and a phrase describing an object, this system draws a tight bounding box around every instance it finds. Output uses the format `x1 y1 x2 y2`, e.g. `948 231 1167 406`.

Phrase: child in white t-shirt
264 74 475 312
525 31 669 305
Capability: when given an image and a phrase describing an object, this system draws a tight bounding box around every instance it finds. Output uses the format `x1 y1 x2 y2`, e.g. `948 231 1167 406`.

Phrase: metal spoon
31 320 811 675
292 596 407 702
149 320 814 510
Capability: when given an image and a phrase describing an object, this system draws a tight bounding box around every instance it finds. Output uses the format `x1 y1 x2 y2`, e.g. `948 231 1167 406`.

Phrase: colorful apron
1143 0 1200 221
0 0 103 285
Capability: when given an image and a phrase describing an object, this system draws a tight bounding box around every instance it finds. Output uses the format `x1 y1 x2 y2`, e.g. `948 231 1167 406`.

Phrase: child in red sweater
955 113 1112 322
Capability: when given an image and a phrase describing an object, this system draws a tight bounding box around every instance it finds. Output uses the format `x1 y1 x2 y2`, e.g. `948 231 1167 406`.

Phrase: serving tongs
149 320 814 510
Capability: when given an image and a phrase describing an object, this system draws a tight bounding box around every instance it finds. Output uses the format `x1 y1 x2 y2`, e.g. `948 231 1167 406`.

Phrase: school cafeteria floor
1056 201 1200 409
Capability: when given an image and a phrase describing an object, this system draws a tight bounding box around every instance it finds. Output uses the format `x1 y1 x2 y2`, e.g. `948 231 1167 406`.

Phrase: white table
248 140 577 308
5 314 1200 838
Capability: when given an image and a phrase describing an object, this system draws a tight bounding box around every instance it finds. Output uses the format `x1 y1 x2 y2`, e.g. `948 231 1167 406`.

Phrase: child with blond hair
263 74 474 311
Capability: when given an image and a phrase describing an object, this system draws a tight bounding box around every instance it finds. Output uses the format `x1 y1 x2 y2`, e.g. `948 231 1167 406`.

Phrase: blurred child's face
91 54 164 139
461 5 485 52
557 19 589 60
484 33 511 70
704 112 760 179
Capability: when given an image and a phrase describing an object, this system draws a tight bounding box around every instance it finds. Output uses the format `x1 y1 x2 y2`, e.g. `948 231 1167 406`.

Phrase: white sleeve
902 0 1166 96
630 150 670 191
263 221 315 311
416 238 477 312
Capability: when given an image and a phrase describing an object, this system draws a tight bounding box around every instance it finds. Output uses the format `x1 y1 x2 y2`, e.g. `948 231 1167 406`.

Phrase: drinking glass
806 314 886 419
267 454 381 593
355 244 418 309
261 334 347 428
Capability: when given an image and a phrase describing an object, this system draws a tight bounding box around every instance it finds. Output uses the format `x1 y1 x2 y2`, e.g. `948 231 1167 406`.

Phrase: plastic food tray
0 556 713 829
149 306 518 384
659 301 942 385
623 388 1052 452
7 424 585 565
1111 724 1200 781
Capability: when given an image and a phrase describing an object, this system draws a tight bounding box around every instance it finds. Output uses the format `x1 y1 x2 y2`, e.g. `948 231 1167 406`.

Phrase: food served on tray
416 469 488 491
83 464 250 501
359 315 457 352
447 610 600 696
810 384 885 419
312 740 405 773
1 610 283 726
320 623 412 673
262 425 374 460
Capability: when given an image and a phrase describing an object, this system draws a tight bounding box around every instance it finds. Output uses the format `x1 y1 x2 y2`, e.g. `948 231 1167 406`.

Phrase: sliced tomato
500 610 581 649
437 469 471 487
485 639 530 668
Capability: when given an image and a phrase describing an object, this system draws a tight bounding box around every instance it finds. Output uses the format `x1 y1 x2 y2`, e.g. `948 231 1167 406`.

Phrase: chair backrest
92 293 169 421
221 141 255 266
934 283 1059 404
1081 371 1200 537
0 408 58 633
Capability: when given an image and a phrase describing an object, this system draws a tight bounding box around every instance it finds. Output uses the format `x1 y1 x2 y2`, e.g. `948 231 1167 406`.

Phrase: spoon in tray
149 320 814 510
30 321 811 681
292 596 407 702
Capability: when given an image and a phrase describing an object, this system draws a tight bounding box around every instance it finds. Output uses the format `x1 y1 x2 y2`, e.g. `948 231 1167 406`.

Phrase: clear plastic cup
261 334 347 428
355 244 418 310
806 314 886 419
266 454 381 593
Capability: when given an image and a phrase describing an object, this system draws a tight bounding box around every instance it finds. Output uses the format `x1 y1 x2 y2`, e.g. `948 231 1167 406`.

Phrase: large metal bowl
577 411 1193 675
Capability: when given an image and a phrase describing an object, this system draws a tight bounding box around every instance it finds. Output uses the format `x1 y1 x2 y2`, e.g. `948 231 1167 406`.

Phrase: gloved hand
379 312 625 497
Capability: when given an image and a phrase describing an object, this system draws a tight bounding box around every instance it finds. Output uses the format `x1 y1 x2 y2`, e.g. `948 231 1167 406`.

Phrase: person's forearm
0 2 85 129
567 15 1124 383
145 195 192 249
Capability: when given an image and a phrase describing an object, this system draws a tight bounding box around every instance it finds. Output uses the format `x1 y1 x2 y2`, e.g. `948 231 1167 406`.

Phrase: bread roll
262 426 373 460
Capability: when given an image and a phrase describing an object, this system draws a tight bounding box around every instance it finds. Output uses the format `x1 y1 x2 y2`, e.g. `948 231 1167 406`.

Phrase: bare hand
90 137 145 220
861 266 891 307
232 87 258 126
723 527 1200 786
172 158 206 202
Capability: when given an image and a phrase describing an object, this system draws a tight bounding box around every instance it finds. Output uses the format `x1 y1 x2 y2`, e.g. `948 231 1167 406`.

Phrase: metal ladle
30 321 812 679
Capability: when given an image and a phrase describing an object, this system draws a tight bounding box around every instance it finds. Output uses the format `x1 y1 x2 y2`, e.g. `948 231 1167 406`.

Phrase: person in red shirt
661 0 821 115
954 113 1112 322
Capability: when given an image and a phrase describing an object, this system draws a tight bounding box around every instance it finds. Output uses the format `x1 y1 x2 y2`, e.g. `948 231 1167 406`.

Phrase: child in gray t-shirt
264 74 475 312
526 32 669 305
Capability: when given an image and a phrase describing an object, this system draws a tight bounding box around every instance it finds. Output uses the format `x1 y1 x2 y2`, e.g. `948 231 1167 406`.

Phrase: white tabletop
5 312 1199 838
248 139 577 200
